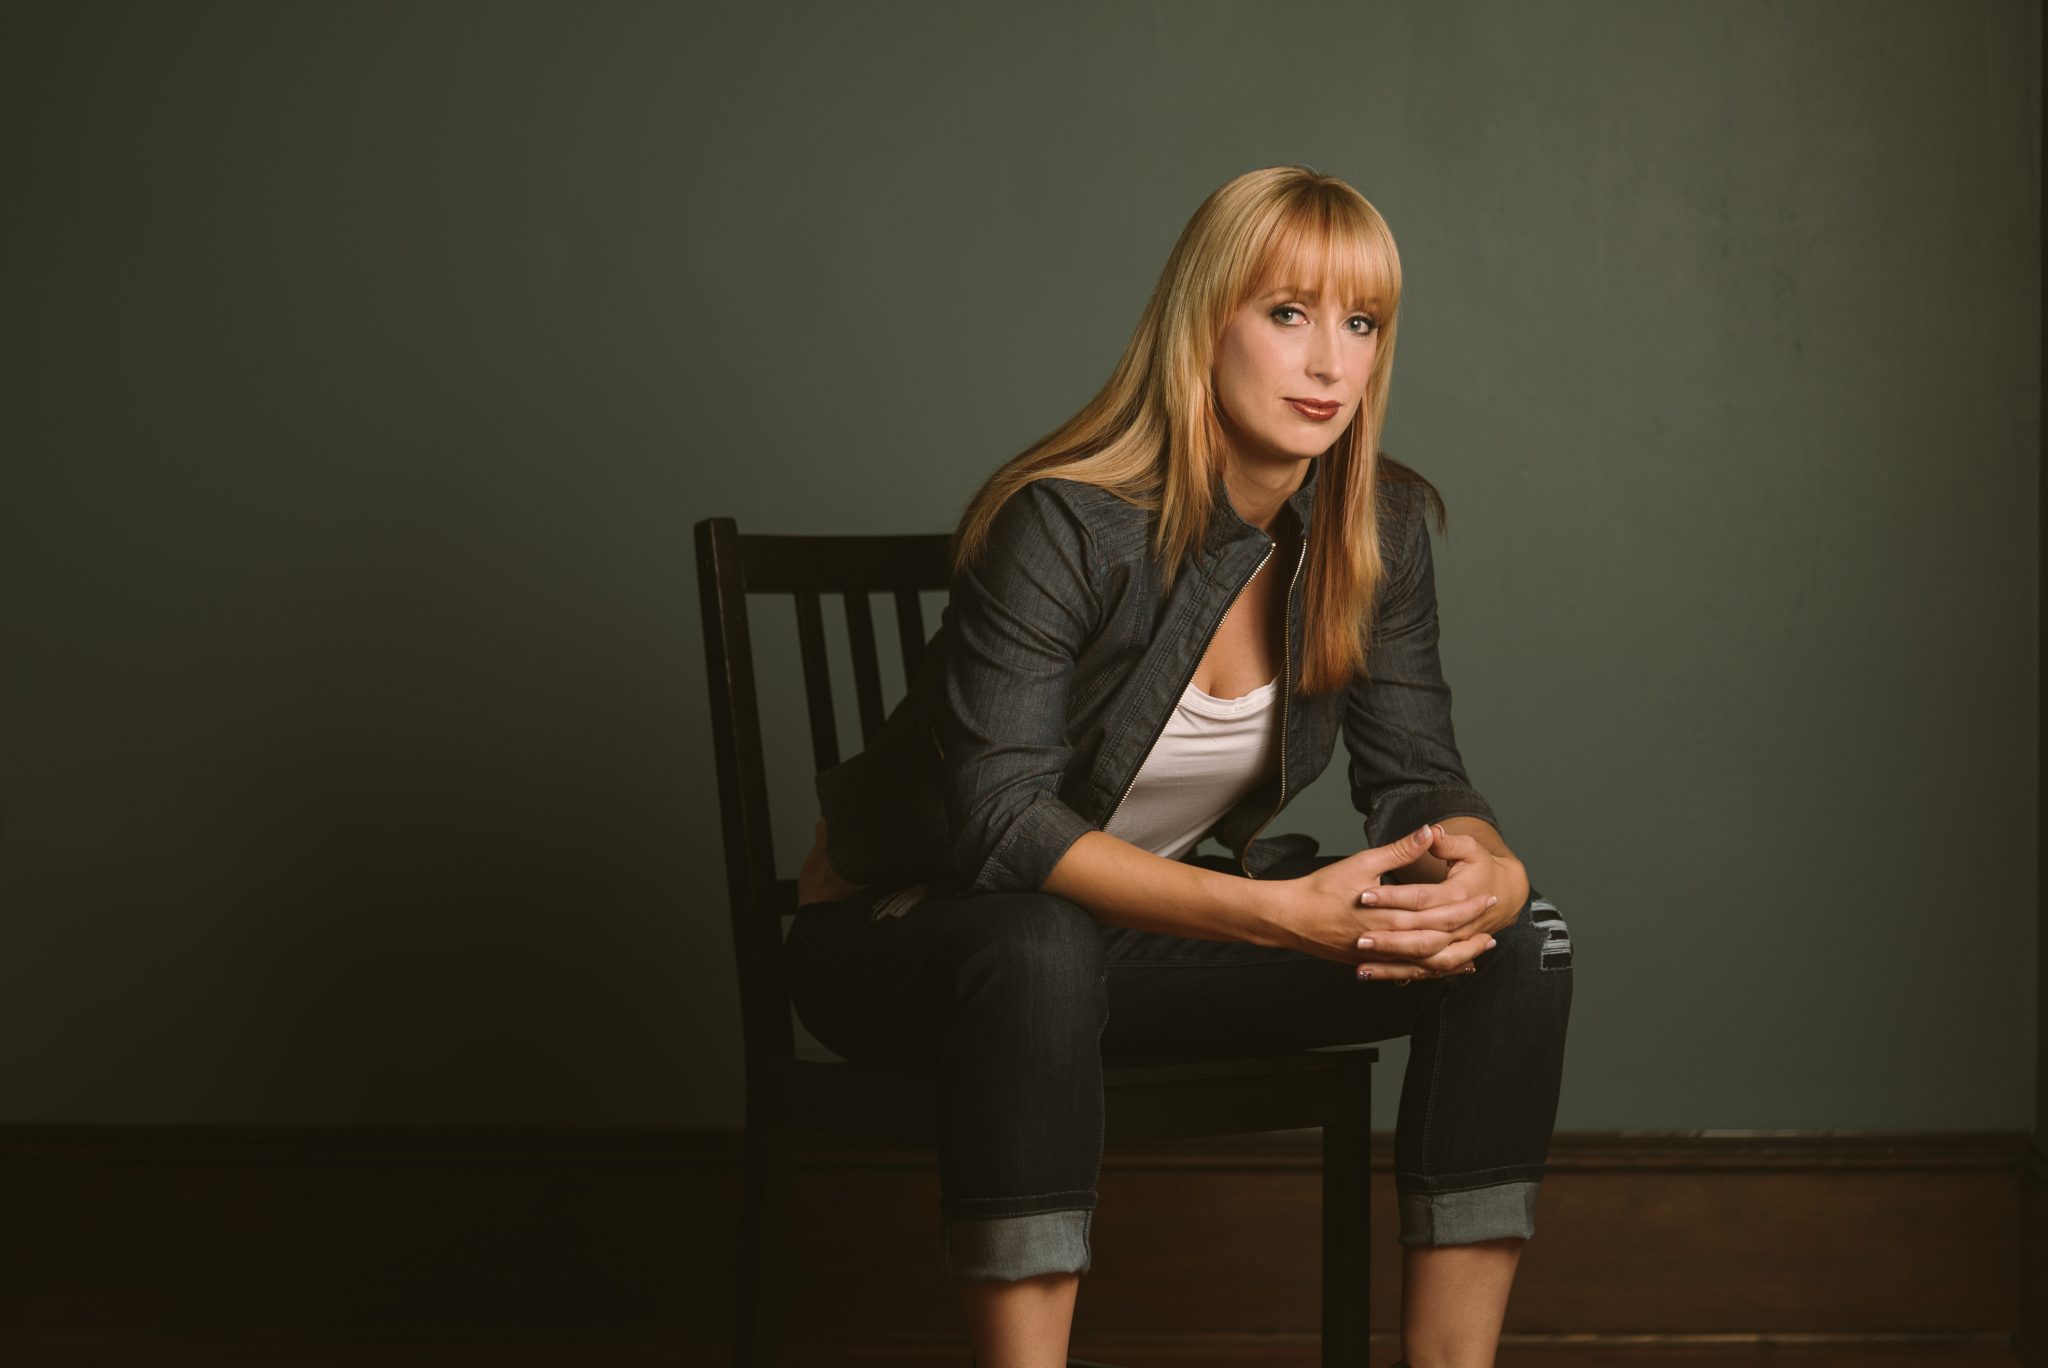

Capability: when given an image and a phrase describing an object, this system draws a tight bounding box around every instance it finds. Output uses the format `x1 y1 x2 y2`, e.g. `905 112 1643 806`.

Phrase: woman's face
1212 278 1378 471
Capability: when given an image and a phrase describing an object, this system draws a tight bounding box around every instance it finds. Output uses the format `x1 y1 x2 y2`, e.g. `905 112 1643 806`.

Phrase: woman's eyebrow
1265 284 1377 309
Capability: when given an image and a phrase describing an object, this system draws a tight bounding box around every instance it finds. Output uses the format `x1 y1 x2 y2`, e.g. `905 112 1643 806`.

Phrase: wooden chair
696 514 1378 1368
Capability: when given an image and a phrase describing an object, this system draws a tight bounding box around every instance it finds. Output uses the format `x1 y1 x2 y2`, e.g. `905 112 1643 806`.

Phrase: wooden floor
7 1129 2032 1367
0 1328 2028 1367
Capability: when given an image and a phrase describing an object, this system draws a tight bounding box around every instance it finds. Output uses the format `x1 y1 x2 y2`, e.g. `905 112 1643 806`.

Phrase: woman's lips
1285 398 1341 421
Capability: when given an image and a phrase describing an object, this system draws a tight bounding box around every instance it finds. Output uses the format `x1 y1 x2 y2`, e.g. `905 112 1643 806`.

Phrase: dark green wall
0 1 2036 1129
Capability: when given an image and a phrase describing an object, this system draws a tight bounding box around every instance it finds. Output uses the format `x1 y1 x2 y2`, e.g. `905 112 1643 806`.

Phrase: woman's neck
1220 457 1310 537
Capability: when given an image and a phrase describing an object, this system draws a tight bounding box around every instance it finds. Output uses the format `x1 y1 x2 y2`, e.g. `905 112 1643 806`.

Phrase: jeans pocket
1529 896 1572 972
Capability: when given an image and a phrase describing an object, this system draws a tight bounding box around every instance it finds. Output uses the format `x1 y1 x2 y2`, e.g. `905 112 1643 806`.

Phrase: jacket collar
1201 455 1321 554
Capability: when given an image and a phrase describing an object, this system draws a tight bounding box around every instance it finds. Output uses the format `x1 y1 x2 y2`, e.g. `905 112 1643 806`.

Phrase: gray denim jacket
815 457 1500 899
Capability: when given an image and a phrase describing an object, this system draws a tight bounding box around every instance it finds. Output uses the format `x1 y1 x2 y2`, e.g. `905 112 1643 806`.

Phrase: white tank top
1100 673 1282 863
861 673 1280 921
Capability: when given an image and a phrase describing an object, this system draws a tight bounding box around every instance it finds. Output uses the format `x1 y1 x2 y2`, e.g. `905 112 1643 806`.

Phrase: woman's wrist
1242 877 1305 953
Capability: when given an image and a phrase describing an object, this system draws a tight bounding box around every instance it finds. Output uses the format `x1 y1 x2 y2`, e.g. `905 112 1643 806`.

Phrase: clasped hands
798 814 1527 987
1281 821 1526 984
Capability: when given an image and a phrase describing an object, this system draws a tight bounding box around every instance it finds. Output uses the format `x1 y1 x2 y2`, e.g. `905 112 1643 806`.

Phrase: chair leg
736 1113 794 1368
1322 1055 1373 1367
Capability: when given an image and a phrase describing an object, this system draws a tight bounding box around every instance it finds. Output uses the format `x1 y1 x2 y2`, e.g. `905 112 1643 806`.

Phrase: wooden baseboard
0 1124 2029 1358
2020 1138 2048 1368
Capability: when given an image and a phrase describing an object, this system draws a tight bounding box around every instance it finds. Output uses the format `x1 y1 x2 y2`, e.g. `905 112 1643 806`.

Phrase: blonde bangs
1248 199 1400 322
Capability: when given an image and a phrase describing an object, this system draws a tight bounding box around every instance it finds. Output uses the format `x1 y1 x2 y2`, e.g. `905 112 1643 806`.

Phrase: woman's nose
1308 327 1344 382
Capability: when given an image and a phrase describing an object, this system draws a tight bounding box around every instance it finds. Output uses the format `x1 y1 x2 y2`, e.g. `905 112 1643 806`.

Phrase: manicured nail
1486 937 1497 949
1461 965 1477 975
1360 890 1377 905
1357 936 1374 950
1487 895 1498 907
1414 824 1433 842
1358 966 1372 980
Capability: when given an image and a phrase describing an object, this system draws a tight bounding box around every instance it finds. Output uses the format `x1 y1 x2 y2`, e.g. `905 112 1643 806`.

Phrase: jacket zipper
1101 537 1277 833
1235 536 1308 876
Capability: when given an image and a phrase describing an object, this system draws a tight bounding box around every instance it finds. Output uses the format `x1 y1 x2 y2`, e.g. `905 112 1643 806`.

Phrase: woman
787 165 1573 1368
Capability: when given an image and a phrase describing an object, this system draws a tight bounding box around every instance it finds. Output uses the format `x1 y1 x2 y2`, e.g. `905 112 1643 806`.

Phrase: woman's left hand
1361 824 1528 942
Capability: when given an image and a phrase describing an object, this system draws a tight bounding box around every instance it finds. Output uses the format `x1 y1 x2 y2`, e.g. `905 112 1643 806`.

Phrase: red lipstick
1285 397 1341 421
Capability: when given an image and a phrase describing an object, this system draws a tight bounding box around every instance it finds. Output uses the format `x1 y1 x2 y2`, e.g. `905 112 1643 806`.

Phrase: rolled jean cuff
1397 1179 1539 1247
941 1208 1093 1281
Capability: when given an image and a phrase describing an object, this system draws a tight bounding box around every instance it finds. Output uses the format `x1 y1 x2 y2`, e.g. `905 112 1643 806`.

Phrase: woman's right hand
798 817 871 907
1274 823 1499 983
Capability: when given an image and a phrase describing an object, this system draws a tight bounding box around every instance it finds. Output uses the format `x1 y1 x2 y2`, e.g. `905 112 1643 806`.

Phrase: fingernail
1358 966 1372 980
1487 895 1498 907
1461 965 1477 975
1414 824 1432 842
1360 890 1377 905
1486 937 1497 949
1357 936 1374 950
1432 824 1446 840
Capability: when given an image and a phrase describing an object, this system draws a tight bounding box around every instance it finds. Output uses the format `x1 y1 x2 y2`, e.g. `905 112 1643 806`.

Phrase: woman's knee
1483 886 1576 984
942 891 1108 1021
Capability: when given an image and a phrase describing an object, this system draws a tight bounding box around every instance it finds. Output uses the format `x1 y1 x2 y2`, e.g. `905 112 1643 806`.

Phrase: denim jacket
814 456 1500 899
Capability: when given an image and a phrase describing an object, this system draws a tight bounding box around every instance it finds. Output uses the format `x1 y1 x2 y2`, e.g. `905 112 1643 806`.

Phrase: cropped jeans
782 848 1574 1282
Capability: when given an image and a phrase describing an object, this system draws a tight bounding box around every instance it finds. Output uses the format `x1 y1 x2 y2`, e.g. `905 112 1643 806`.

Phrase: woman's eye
1270 305 1378 336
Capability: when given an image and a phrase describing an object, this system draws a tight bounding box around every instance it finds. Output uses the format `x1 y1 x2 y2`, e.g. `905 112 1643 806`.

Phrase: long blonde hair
949 164 1446 695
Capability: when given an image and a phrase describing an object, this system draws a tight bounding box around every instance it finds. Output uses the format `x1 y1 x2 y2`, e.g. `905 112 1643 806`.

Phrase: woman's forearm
1040 830 1293 949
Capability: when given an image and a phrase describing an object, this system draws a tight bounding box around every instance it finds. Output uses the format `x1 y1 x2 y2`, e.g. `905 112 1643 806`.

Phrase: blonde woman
790 164 1573 1368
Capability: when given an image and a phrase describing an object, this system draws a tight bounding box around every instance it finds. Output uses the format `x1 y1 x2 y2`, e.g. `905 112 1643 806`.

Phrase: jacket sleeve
939 480 1103 896
1344 485 1503 848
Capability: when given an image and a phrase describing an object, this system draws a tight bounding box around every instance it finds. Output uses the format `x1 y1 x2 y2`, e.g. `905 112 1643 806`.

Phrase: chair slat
893 589 926 681
843 592 886 743
740 533 949 594
792 591 840 773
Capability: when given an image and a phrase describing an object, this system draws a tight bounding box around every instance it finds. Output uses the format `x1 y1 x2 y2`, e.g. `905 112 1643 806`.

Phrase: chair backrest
695 515 952 1066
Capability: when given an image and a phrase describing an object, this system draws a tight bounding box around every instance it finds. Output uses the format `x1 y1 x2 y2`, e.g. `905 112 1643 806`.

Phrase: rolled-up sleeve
1344 486 1502 848
940 481 1103 895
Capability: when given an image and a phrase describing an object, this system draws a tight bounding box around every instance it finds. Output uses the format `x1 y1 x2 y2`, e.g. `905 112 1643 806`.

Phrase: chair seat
791 1036 1376 1072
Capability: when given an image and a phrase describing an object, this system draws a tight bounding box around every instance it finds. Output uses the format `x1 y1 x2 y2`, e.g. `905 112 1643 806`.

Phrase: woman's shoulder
998 475 1152 565
1372 459 1447 531
1028 474 1148 521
